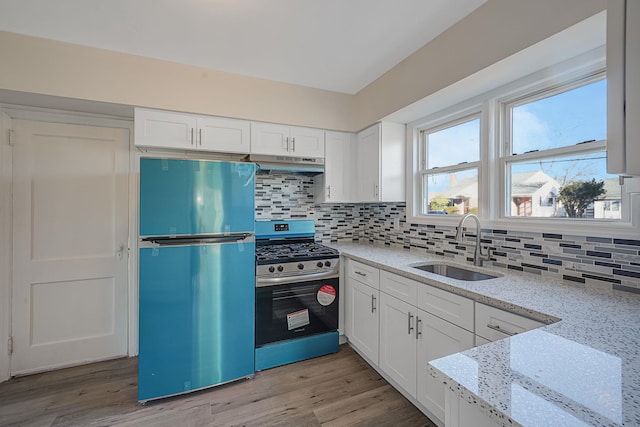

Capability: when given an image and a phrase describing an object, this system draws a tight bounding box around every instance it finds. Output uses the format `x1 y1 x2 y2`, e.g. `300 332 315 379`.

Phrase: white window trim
406 48 640 238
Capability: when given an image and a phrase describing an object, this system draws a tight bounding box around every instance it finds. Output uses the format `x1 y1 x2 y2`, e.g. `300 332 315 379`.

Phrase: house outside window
419 115 480 216
502 76 621 220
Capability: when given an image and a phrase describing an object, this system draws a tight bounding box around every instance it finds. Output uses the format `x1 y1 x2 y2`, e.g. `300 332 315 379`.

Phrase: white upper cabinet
250 122 325 158
314 131 355 203
134 108 250 154
607 0 640 175
355 122 405 202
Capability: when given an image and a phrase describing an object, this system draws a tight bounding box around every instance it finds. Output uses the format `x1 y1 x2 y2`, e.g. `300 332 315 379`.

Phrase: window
409 52 637 234
503 76 621 220
419 115 480 216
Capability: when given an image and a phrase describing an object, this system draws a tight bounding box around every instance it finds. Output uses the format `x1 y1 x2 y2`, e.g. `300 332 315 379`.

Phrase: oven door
255 278 339 347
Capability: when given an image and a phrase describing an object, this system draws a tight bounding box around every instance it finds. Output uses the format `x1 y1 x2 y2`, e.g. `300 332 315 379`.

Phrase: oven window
255 279 339 347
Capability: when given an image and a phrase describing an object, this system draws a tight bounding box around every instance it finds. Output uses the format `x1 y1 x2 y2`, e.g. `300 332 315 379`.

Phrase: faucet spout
455 213 490 266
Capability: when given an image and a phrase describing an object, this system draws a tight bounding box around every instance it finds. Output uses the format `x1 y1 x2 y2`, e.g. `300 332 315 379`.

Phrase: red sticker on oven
317 285 336 306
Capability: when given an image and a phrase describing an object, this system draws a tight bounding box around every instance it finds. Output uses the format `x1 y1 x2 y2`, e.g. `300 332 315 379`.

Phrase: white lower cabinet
379 293 417 393
445 388 498 427
417 310 474 422
475 303 543 343
345 260 380 365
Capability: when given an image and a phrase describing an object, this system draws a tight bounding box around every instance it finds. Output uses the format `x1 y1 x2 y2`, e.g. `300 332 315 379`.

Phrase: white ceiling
0 0 486 94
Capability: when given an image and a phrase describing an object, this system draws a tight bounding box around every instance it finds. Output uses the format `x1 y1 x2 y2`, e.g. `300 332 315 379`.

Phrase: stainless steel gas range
254 220 340 371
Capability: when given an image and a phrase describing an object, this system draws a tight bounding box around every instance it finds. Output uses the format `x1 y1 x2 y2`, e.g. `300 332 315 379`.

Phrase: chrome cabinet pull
355 271 367 277
326 185 331 199
199 128 202 146
292 136 296 152
190 128 194 145
487 324 517 336
408 312 414 334
371 295 377 313
416 317 422 339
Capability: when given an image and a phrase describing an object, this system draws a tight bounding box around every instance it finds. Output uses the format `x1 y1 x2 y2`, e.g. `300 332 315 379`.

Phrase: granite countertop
332 243 640 427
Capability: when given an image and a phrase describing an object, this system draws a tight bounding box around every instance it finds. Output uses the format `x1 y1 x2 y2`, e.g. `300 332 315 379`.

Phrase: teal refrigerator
138 158 256 402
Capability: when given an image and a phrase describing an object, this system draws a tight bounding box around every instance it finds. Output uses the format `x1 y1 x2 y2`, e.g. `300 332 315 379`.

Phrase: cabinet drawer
380 271 418 305
347 259 380 289
475 303 544 342
417 285 473 331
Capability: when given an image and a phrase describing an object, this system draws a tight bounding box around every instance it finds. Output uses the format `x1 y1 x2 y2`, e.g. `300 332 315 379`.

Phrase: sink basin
412 263 498 281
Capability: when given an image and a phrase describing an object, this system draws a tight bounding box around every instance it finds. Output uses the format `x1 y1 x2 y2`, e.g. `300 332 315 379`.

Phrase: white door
11 120 130 375
289 126 325 158
378 292 417 395
356 124 380 202
323 131 352 202
346 278 379 364
417 309 474 423
198 116 251 154
134 108 197 150
250 122 290 155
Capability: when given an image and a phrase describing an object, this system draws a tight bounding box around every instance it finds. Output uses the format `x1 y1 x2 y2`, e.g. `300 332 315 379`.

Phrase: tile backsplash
255 173 640 292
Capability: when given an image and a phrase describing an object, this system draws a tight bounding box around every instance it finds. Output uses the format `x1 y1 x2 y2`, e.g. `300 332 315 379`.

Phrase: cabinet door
417 310 474 424
135 108 197 149
315 131 353 203
290 126 325 158
475 303 543 342
250 122 290 155
198 116 250 154
346 278 380 364
356 124 380 202
379 293 417 395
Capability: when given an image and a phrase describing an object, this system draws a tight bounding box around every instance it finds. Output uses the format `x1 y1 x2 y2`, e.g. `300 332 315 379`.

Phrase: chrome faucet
455 213 491 266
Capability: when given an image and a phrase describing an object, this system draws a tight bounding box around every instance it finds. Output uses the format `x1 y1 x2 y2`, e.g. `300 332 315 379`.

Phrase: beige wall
353 0 606 130
0 31 355 131
0 0 605 131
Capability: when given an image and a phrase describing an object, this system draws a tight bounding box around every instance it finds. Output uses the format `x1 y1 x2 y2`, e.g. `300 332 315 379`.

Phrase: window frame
418 112 482 216
406 50 638 237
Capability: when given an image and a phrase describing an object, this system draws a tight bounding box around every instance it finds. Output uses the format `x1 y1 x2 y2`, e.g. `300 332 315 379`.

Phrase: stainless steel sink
412 263 499 281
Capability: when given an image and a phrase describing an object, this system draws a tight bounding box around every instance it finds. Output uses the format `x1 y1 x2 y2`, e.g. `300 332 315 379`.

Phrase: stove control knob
298 263 305 270
324 261 332 267
268 266 275 273
317 261 324 268
277 265 284 272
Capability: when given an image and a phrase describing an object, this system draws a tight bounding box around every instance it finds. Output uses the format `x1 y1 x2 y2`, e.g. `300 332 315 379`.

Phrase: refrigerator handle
142 233 253 246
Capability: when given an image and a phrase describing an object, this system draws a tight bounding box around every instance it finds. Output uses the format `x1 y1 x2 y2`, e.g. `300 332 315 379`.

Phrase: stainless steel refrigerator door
139 158 255 237
138 240 255 401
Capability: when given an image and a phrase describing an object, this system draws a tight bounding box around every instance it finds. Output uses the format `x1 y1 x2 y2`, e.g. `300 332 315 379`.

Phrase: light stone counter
332 243 640 427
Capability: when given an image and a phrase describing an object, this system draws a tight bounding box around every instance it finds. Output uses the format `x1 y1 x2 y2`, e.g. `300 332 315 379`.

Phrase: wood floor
0 345 436 427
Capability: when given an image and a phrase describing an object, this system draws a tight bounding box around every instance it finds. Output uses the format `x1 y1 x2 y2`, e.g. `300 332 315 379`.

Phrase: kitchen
1 0 640 426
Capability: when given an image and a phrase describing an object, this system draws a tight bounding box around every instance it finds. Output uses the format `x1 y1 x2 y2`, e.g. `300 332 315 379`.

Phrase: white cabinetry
345 260 380 364
250 122 324 158
416 283 474 422
314 131 355 203
355 122 405 202
377 271 473 425
607 0 640 175
475 303 543 342
134 108 250 153
445 388 498 427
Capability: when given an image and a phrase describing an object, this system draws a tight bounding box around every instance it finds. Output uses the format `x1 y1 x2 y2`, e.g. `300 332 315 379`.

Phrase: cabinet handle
371 295 377 313
408 312 414 334
285 136 290 151
416 317 422 339
292 137 296 152
487 324 517 336
355 271 367 277
374 184 379 198
190 128 194 145
326 185 331 199
199 128 202 146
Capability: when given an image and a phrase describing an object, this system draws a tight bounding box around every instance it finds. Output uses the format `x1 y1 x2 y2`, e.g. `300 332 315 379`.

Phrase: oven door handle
256 270 339 287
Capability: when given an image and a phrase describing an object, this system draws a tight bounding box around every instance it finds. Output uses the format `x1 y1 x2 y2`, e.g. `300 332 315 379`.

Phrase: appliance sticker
287 309 310 330
317 285 336 306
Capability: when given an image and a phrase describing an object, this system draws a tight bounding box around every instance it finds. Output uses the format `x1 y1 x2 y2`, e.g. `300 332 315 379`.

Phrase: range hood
250 154 325 174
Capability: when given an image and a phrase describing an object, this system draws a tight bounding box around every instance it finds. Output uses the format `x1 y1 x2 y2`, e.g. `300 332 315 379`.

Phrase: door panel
11 120 129 375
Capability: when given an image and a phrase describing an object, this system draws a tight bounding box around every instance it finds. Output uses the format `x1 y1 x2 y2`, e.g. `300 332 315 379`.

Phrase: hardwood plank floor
0 345 436 427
